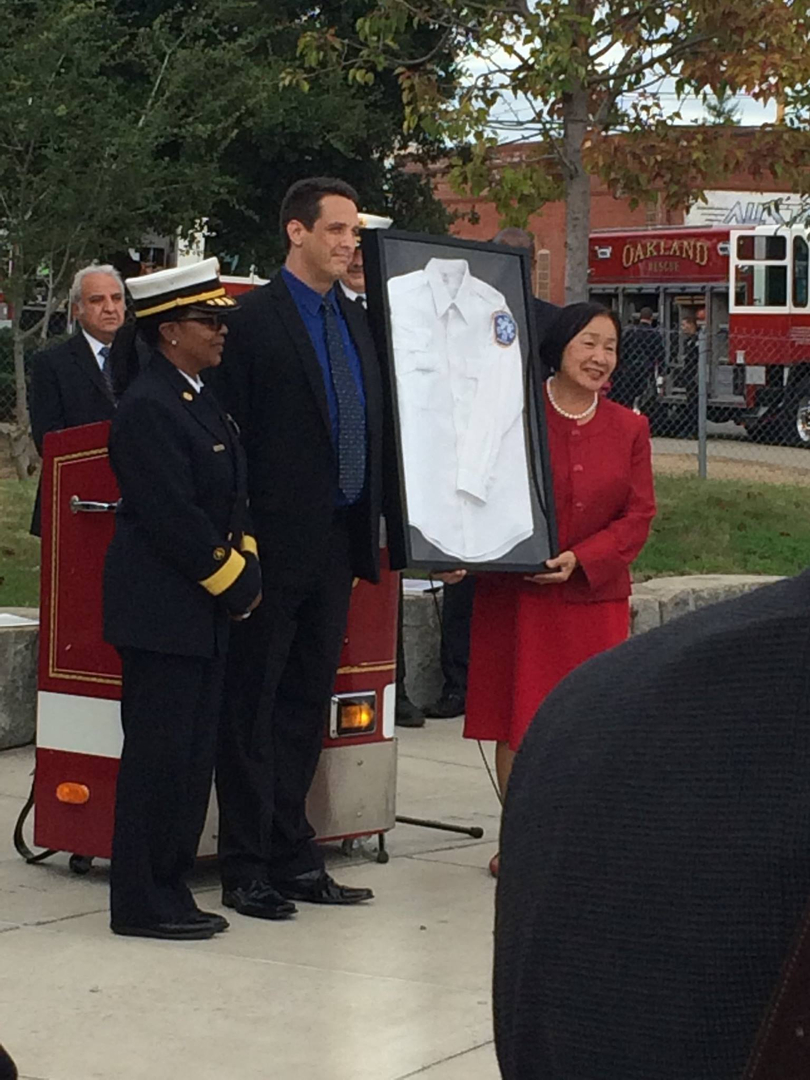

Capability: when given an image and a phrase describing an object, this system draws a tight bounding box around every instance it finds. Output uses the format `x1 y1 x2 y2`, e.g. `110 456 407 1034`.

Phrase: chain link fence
608 325 810 487
0 311 70 424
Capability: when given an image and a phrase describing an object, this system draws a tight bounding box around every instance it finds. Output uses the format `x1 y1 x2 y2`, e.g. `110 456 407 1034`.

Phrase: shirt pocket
391 324 437 374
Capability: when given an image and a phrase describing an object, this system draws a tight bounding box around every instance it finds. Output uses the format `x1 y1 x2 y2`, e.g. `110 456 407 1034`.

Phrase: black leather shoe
222 882 297 920
274 870 374 905
395 696 425 728
424 694 465 719
189 910 230 933
111 919 216 940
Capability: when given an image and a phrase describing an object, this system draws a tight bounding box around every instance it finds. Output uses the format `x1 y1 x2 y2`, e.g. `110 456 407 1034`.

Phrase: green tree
292 0 810 301
0 0 245 475
111 0 456 274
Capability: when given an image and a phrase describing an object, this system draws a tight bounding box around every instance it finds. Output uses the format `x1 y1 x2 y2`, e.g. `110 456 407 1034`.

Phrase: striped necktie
99 345 115 402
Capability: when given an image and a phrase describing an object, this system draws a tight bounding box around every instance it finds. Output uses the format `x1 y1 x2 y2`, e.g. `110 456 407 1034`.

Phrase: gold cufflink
213 547 226 562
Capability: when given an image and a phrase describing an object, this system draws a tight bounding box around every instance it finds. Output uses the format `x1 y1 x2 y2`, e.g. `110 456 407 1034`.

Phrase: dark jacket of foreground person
495 570 810 1080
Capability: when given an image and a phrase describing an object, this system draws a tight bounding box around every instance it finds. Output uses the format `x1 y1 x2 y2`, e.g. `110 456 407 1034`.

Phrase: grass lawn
0 474 809 611
634 474 810 579
0 479 39 609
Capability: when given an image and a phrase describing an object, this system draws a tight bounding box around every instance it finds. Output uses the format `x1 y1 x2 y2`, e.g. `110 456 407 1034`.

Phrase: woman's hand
435 569 468 586
524 551 578 585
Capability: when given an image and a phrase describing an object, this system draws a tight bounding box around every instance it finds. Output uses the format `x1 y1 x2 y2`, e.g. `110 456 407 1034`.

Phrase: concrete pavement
0 721 503 1080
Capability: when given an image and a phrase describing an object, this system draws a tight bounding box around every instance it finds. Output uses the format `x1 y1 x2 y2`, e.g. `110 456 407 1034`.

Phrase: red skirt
463 576 630 751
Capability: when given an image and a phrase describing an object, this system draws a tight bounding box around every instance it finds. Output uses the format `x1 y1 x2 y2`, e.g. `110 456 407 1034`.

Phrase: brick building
427 134 798 304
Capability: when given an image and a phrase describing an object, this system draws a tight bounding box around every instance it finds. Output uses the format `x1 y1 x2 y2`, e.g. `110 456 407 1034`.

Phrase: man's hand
435 569 468 586
524 551 578 585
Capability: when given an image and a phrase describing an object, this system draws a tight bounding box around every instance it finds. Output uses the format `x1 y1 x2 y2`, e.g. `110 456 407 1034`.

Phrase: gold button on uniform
213 546 227 562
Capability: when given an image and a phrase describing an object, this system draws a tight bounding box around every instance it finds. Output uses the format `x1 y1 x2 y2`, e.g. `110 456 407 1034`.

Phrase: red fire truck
588 222 810 444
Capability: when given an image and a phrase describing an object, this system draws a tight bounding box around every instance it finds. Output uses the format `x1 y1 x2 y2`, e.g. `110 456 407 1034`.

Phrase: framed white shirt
388 257 534 562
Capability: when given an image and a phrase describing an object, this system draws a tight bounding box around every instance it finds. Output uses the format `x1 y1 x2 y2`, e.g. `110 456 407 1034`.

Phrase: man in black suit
495 572 810 1079
29 264 125 534
212 177 383 918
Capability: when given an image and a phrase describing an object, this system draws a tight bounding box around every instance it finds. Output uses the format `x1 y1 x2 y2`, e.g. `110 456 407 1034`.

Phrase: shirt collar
282 266 339 317
177 368 204 393
81 328 109 359
424 258 476 321
340 281 365 305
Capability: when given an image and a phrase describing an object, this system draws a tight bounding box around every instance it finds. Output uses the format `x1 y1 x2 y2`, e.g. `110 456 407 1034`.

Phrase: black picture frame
363 229 558 572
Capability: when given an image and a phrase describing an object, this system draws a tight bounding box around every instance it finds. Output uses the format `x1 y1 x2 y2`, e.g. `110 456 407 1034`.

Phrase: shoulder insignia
493 311 517 347
182 391 194 401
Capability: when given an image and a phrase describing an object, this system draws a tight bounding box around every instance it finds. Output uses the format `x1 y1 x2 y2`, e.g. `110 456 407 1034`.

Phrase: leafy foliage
292 0 810 299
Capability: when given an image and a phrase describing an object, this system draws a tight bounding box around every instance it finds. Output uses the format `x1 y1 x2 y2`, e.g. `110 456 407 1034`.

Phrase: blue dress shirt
281 267 367 506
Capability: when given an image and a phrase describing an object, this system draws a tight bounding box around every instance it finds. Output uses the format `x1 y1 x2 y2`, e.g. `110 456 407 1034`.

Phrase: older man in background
29 263 125 534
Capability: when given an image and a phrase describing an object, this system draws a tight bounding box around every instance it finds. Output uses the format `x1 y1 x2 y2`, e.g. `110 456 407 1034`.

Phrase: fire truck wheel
793 388 810 447
69 854 94 875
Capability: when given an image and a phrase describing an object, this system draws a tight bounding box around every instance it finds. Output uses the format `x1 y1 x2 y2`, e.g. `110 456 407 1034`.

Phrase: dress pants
440 575 476 701
110 648 225 928
216 512 354 889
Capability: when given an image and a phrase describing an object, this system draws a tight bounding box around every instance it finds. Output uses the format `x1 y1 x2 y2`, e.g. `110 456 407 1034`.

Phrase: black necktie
322 299 366 502
99 345 115 402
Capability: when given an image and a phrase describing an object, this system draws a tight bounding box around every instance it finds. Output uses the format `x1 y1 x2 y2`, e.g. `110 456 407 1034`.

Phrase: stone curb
0 608 39 751
0 577 786 747
404 574 783 708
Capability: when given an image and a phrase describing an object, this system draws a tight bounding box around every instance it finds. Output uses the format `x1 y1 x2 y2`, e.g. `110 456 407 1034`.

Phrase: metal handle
69 495 119 514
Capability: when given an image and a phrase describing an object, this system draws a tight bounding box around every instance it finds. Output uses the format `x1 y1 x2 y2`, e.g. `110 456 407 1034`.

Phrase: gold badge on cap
182 391 194 401
213 546 226 562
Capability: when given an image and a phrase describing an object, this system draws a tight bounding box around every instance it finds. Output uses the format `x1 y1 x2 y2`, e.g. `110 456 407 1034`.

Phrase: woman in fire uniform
103 259 264 940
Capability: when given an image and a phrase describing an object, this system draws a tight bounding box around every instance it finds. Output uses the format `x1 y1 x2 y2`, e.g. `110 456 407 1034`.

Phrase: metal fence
0 312 70 424
2 319 810 490
608 325 810 487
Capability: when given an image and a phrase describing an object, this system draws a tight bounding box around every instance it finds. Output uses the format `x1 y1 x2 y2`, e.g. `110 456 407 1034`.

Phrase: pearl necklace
546 377 598 421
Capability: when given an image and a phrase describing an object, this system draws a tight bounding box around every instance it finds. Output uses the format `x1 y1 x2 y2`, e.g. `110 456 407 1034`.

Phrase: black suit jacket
29 331 116 535
210 273 386 584
103 352 260 658
495 571 810 1080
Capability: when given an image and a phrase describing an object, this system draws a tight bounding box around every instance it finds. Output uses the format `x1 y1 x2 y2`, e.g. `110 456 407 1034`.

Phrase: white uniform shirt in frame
388 257 534 562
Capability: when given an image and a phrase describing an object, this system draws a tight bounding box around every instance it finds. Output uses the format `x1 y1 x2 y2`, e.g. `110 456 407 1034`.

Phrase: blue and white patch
493 310 517 347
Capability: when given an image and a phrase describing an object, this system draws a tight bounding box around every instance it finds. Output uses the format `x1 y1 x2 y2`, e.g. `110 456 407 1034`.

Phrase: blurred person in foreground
28 263 125 535
0 1044 17 1080
103 259 261 940
438 303 656 876
495 570 810 1080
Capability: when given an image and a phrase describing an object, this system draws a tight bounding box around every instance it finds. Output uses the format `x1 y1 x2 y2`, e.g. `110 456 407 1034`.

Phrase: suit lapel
70 332 111 402
269 275 332 438
152 352 230 445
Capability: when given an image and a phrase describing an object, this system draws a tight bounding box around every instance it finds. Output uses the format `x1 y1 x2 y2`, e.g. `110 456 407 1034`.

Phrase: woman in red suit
445 303 656 875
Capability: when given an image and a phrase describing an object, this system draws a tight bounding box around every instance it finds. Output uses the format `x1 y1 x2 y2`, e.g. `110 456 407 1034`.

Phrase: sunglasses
180 313 227 330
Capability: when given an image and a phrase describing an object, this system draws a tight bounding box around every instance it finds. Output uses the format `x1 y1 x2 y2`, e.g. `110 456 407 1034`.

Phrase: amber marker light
331 692 377 737
56 782 90 805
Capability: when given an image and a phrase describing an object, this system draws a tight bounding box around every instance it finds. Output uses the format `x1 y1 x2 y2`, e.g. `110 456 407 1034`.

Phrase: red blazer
544 391 655 603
